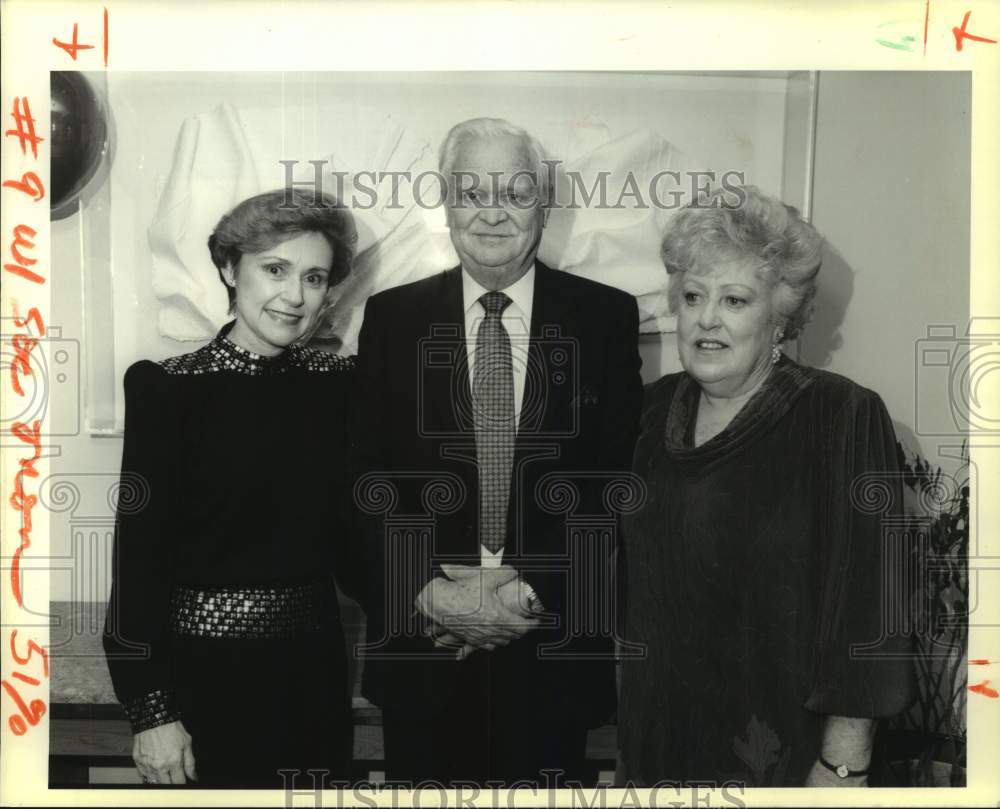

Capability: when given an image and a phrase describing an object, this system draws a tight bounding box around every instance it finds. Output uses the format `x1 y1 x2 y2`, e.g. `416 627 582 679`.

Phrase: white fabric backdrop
147 102 705 352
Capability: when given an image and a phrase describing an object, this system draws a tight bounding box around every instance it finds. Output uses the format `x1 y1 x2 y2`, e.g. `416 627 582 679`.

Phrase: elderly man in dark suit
355 117 642 787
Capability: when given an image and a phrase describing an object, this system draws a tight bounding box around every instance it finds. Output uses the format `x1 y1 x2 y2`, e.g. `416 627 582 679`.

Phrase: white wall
802 72 970 474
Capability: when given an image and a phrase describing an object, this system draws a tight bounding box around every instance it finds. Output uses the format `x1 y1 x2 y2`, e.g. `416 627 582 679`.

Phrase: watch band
819 756 870 779
523 583 542 611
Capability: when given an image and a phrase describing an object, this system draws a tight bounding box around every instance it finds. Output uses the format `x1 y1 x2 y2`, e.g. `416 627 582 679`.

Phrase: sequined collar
210 329 300 375
157 322 354 376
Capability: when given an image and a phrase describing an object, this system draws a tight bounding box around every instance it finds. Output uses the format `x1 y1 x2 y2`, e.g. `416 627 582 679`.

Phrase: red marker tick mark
52 23 95 61
953 11 997 51
969 680 999 698
923 0 931 54
970 659 992 665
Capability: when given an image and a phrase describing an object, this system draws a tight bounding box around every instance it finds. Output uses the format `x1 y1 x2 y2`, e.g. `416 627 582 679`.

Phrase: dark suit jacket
354 262 642 726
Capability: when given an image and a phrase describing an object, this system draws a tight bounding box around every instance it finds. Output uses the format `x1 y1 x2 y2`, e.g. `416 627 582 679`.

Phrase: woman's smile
693 338 729 351
264 308 305 325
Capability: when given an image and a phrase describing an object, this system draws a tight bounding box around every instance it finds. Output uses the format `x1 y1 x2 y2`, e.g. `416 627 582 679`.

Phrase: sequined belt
169 580 336 639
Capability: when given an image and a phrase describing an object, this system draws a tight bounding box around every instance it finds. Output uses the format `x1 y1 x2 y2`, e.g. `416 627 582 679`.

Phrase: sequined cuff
122 688 181 734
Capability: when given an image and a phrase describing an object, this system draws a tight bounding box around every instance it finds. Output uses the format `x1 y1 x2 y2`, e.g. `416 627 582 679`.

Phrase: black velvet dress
618 357 916 787
102 326 364 788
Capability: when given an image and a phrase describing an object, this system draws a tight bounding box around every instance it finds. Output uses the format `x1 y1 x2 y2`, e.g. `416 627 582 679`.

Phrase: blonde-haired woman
618 186 915 787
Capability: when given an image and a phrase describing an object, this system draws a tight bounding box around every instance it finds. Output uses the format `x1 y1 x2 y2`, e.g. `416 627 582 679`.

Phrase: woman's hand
804 758 868 788
133 720 197 784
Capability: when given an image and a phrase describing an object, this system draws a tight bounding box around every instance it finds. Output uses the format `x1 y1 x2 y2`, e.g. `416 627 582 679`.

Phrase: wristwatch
819 756 869 779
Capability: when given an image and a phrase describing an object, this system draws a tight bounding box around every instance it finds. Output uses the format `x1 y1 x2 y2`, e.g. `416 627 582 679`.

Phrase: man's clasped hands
415 565 545 660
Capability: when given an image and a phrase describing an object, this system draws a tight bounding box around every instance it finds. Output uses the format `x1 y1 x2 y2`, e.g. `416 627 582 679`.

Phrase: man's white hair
438 117 551 205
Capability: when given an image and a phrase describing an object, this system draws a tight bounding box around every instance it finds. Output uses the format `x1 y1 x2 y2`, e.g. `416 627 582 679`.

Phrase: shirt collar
461 263 536 319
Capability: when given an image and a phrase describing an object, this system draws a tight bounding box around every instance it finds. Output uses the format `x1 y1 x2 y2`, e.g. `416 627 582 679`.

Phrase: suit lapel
424 267 475 437
519 262 578 439
502 263 579 555
420 268 480 558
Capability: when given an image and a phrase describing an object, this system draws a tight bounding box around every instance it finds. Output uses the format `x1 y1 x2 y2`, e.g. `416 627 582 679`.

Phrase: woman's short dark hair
208 188 357 311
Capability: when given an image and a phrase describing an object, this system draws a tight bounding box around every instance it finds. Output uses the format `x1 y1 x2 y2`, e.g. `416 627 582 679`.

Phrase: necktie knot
479 291 512 317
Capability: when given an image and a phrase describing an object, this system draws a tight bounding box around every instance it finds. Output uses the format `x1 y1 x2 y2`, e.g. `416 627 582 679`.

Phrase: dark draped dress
618 357 916 787
103 326 365 788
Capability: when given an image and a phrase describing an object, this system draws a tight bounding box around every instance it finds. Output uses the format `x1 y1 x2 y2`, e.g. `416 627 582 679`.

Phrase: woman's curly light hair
660 185 823 341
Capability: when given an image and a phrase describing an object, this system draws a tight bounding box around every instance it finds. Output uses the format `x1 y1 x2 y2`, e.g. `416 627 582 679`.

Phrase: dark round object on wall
50 72 113 220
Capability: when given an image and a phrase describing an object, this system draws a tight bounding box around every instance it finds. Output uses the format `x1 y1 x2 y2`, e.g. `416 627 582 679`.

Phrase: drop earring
771 330 784 365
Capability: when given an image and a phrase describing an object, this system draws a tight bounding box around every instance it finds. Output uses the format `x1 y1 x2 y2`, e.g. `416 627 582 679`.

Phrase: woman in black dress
103 188 364 788
618 186 916 788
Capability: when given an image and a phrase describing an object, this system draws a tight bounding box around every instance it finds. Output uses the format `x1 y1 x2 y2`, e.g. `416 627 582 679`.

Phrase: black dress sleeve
102 361 182 734
330 363 370 611
803 385 917 718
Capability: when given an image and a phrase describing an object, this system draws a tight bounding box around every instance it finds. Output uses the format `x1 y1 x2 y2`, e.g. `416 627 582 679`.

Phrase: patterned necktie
473 291 515 553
